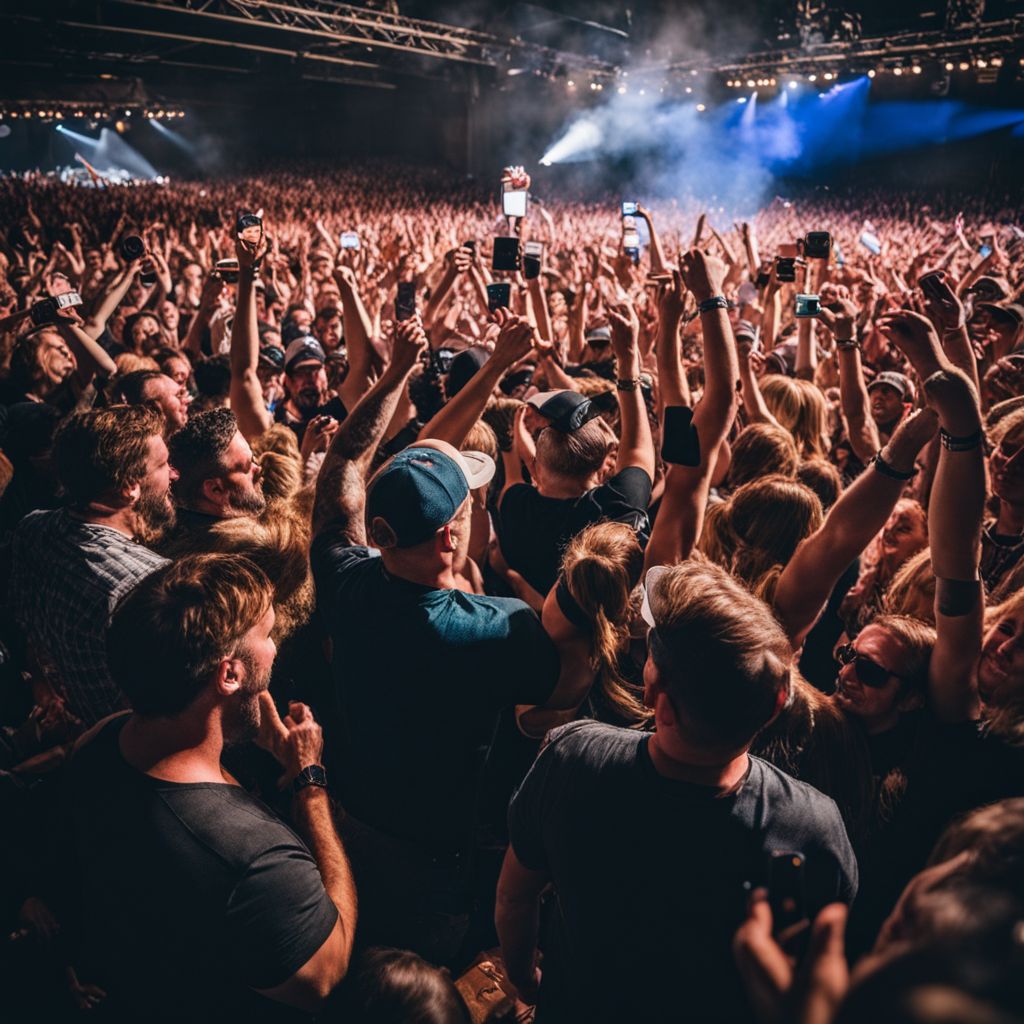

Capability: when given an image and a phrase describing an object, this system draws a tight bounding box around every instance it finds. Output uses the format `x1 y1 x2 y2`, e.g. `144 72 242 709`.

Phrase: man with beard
159 407 267 557
64 554 355 1021
275 337 346 445
10 405 175 725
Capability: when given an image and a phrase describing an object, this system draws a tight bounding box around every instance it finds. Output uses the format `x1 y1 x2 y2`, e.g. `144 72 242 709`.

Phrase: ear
440 523 456 553
369 516 398 549
202 476 227 504
216 656 244 698
897 689 924 713
653 691 678 731
122 480 142 507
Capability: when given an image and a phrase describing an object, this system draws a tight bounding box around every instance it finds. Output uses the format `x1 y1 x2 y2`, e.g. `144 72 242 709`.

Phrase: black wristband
661 405 701 467
616 378 640 391
939 428 984 452
697 296 728 314
872 450 917 481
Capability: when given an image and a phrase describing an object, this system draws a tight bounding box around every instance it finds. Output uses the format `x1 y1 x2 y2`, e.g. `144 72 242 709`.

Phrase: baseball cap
281 320 313 345
868 371 914 401
526 389 617 433
967 276 1012 302
259 345 285 371
366 441 495 548
734 319 758 342
284 337 326 375
978 302 1024 330
584 325 612 346
446 347 490 397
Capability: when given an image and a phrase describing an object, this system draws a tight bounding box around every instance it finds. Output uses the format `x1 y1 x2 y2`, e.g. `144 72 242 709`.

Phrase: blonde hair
883 548 936 623
727 423 799 489
760 376 830 458
462 419 498 463
114 352 160 375
562 522 647 724
697 500 734 569
253 424 302 461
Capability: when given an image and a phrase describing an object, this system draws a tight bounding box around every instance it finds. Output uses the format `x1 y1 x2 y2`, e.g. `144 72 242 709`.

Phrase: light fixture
893 67 903 76
746 78 755 87
696 103 705 111
992 56 1003 67
567 79 575 88
823 72 834 81
867 69 876 78
945 61 955 71
912 64 922 74
769 78 776 86
976 58 987 68
807 73 817 82
788 80 798 89
690 69 698 77
959 61 970 71
685 86 692 93
617 85 626 94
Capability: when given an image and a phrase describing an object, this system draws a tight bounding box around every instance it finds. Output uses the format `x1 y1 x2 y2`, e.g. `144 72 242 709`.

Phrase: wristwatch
293 764 328 793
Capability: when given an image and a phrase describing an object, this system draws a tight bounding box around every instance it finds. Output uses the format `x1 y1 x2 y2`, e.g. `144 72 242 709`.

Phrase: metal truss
103 0 617 75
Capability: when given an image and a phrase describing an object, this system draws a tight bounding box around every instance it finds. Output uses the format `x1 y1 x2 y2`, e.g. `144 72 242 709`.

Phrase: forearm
182 303 215 359
290 789 356 968
738 359 775 425
418 361 504 447
643 216 669 277
761 290 780 350
539 354 578 392
83 272 133 338
422 265 458 330
527 277 553 344
940 325 980 394
615 384 655 476
838 348 880 462
229 268 271 439
795 317 816 381
495 894 541 990
656 315 689 408
58 322 116 381
699 308 740 429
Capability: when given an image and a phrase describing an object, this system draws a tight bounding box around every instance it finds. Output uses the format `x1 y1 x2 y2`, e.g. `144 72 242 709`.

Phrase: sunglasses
836 643 899 689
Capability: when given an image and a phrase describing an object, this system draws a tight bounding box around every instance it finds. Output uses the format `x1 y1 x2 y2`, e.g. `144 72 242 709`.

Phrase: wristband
872 450 917 481
661 405 701 467
836 340 860 350
939 427 984 452
697 296 728 314
616 378 640 391
293 764 328 793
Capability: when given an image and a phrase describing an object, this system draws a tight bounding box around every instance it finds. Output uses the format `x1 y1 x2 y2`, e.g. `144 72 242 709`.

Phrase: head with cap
977 302 1024 355
526 390 616 494
641 558 792 757
283 337 328 416
868 371 913 429
365 439 495 583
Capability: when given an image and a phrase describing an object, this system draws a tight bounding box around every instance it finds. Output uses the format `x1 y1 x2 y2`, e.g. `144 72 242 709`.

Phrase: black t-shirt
311 534 560 853
497 466 653 595
509 721 858 1024
274 395 347 445
65 716 338 1023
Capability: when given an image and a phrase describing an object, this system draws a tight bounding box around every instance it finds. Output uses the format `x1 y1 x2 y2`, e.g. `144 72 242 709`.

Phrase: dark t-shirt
65 716 338 1023
311 534 560 852
508 721 858 1024
274 395 347 445
497 466 653 595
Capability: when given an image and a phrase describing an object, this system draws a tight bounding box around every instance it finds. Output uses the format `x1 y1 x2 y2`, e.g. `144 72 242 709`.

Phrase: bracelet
836 340 860 351
697 295 728 314
616 378 640 391
939 427 984 452
872 450 917 481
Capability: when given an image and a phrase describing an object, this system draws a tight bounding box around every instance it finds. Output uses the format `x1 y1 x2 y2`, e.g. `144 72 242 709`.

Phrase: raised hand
657 269 688 323
255 693 325 788
491 308 536 367
679 248 727 303
815 297 859 341
391 314 429 373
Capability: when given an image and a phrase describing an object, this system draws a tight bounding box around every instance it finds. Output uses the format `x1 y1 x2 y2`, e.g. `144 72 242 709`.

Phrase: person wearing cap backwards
867 370 914 438
494 302 656 596
310 313 574 967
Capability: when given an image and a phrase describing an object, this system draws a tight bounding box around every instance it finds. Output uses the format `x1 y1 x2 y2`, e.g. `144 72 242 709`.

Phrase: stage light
685 86 692 94
567 80 575 88
991 56 1003 67
976 58 987 68
690 69 698 77
807 74 817 82
639 89 646 96
55 112 63 119
10 112 18 119
746 78 755 88
945 62 955 71
24 111 32 119
912 65 922 74
893 67 903 76
769 78 776 86
960 61 970 71
823 72 834 81
788 80 798 89
867 69 876 78
737 96 747 104
725 80 734 87
589 82 597 90
696 103 706 112
617 85 626 94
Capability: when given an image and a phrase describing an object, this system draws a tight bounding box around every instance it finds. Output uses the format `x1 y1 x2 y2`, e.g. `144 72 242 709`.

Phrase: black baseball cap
526 389 616 433
284 337 326 375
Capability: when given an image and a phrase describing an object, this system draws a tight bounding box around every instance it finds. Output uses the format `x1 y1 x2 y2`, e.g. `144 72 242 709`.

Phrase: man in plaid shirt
11 404 176 725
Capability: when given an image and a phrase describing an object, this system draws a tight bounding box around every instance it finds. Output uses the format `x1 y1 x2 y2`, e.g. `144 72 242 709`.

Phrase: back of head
646 558 792 748
728 423 799 489
107 553 272 718
928 798 1024 888
884 549 936 623
193 354 232 403
109 369 165 407
727 475 823 591
168 407 238 508
761 376 828 457
54 404 164 508
535 418 611 482
796 458 843 512
336 947 471 1024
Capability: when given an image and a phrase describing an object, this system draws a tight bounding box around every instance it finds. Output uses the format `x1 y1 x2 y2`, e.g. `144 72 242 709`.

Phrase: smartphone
492 236 521 273
775 256 797 283
769 852 809 956
523 246 542 281
524 241 543 258
755 267 771 289
396 282 417 322
803 231 832 260
795 293 821 318
118 234 145 262
622 201 638 216
859 229 882 256
487 282 512 312
919 270 946 303
340 232 360 250
979 244 993 259
502 184 528 219
215 258 240 285
623 229 641 250
462 240 476 252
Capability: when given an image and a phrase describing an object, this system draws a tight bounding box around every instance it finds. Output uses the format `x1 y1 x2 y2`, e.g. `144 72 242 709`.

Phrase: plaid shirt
11 509 168 725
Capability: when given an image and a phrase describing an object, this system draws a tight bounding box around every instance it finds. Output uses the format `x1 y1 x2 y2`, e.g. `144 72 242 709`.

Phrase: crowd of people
0 161 1022 1023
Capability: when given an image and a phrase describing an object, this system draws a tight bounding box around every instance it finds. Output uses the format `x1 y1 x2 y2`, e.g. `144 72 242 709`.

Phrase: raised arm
654 271 691 413
311 318 427 542
82 259 142 340
920 270 980 395
774 408 938 647
182 273 225 360
57 314 118 385
818 298 880 464
417 310 534 448
644 250 739 571
636 205 669 278
333 264 380 411
607 301 655 479
877 309 984 723
229 233 273 440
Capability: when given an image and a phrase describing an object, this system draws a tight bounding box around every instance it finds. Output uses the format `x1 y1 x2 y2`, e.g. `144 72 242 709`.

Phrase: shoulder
310 533 378 578
594 466 653 505
499 482 537 512
542 720 643 769
748 756 850 842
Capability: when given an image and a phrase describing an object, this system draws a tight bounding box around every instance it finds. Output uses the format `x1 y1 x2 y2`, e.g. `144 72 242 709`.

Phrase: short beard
227 480 267 517
223 647 271 747
294 387 323 414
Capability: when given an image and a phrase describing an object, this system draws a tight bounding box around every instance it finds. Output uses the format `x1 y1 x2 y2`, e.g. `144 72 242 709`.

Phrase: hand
491 308 536 368
255 693 324 788
679 248 727 304
875 309 946 381
657 269 688 323
333 264 358 290
299 415 339 461
69 978 107 1012
452 245 474 274
199 272 225 310
733 890 849 1024
815 297 859 341
390 315 429 373
918 270 965 332
882 407 939 473
508 964 542 1006
607 301 640 372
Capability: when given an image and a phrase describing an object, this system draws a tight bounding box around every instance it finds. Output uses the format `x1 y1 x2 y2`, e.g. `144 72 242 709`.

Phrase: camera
487 282 512 312
918 270 946 303
794 293 821 318
775 256 797 283
118 235 146 263
622 201 638 216
802 231 832 260
215 258 240 285
30 291 82 327
502 182 528 219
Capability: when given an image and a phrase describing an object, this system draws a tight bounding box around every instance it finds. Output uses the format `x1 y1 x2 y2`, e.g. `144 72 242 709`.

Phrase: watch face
295 765 327 789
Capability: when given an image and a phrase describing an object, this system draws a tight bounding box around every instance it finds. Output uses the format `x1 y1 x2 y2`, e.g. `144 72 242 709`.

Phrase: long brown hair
561 522 647 724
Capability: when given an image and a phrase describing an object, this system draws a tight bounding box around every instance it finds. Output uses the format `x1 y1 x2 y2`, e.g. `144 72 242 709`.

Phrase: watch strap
293 764 328 793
